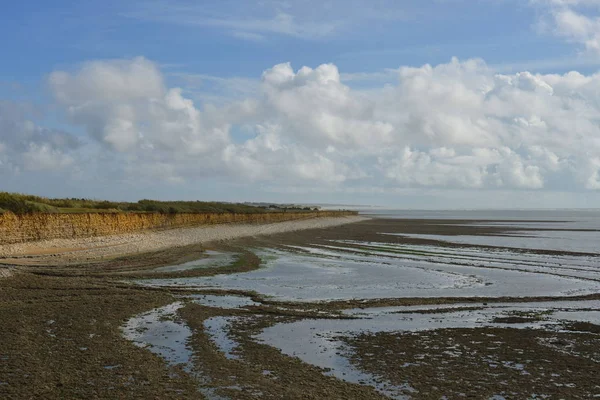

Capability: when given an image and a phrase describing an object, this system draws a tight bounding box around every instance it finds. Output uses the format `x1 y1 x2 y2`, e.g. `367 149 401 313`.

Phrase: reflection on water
139 244 600 301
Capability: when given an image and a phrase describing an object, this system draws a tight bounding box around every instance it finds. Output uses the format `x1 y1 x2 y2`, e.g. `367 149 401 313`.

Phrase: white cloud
45 57 600 192
49 57 230 154
21 143 75 171
0 102 80 173
534 0 600 55
378 147 546 189
223 124 350 184
259 62 395 151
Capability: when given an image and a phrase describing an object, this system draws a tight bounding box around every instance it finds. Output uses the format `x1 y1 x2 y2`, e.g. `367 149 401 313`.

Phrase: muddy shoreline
2 217 600 399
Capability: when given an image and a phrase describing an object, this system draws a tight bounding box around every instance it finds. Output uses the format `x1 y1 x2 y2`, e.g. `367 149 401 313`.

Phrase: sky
2 0 600 208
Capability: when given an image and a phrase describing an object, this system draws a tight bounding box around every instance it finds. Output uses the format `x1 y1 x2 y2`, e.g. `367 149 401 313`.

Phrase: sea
358 209 600 254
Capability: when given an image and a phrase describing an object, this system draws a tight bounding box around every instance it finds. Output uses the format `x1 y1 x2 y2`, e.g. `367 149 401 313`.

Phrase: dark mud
0 273 200 399
344 327 600 399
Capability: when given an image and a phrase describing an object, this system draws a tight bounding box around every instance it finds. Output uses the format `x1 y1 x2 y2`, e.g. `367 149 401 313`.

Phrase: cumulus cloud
223 124 350 184
260 62 394 150
46 57 600 191
0 102 80 173
49 57 230 154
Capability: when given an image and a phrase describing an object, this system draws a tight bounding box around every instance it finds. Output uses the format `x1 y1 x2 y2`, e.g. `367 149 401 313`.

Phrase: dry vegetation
0 192 324 215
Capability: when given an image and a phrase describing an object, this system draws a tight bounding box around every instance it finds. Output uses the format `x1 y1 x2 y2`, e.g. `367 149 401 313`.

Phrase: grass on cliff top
0 192 323 215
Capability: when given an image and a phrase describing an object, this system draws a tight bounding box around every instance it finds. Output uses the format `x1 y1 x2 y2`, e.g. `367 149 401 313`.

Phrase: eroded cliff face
0 211 356 244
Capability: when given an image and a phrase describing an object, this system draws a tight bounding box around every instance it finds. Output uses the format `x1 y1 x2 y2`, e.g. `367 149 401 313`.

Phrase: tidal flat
2 215 600 399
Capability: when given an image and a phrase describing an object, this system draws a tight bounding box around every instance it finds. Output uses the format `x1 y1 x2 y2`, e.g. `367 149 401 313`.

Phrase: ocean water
362 209 600 254
360 209 600 227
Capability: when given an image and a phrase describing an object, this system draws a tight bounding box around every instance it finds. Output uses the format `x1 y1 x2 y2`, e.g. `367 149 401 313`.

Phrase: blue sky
2 0 600 208
1 1 588 80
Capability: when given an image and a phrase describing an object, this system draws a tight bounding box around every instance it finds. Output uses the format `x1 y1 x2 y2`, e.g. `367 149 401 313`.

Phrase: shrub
0 193 41 214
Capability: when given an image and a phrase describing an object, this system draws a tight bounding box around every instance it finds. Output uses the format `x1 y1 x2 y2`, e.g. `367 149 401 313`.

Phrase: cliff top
0 192 323 215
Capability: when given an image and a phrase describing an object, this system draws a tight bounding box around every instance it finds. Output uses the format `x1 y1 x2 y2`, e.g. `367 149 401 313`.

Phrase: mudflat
1 217 600 399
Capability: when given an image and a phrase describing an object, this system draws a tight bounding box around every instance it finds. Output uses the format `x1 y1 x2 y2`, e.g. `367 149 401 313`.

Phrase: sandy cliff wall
0 211 357 245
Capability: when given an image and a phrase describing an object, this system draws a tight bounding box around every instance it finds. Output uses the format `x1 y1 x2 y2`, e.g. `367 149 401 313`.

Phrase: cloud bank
27 56 598 194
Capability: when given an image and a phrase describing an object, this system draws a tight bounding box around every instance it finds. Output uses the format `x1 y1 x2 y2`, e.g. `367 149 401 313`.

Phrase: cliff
0 211 357 245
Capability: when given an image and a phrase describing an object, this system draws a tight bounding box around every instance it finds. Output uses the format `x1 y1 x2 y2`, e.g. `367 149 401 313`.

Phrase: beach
0 215 366 265
1 213 600 399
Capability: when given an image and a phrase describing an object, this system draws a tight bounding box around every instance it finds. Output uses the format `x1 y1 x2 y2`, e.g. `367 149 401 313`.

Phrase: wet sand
1 217 599 399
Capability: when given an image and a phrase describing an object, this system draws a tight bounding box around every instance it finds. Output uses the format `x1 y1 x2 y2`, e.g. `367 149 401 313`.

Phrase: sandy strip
0 216 367 264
